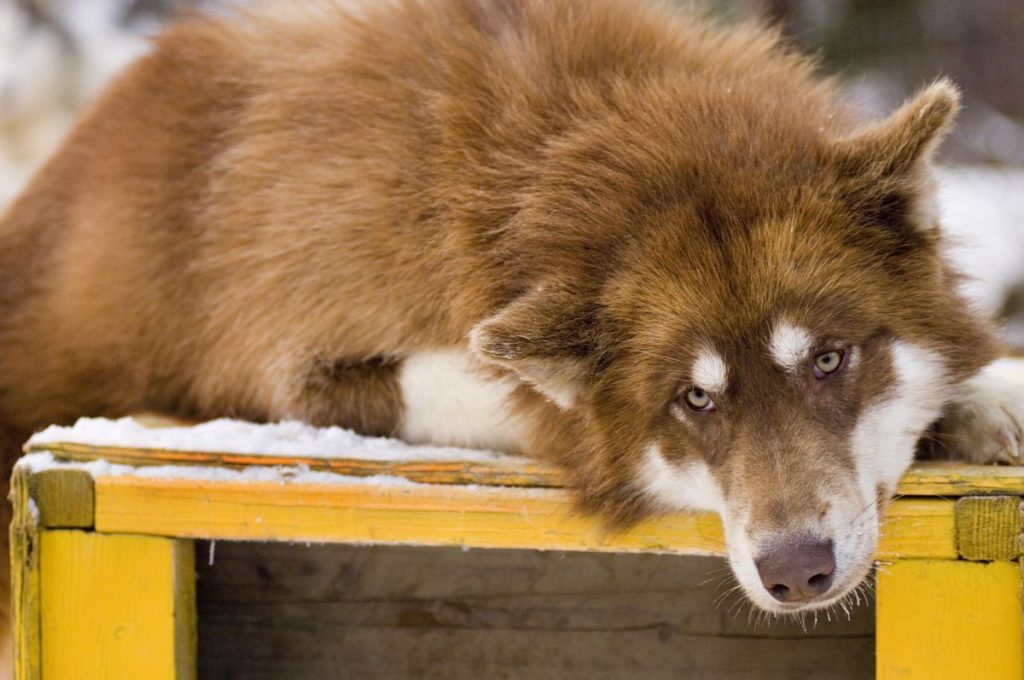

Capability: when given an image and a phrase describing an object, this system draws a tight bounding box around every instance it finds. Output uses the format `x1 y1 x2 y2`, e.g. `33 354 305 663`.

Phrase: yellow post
876 559 1023 680
38 530 195 680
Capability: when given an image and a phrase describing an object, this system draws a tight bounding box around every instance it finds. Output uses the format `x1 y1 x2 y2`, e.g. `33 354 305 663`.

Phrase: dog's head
471 81 998 612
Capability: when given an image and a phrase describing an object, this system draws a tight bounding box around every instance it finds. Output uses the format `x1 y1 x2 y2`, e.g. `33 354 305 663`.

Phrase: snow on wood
29 416 524 464
17 450 418 488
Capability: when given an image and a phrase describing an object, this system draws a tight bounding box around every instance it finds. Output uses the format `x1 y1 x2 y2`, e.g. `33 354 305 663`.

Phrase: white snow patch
939 167 1024 343
28 416 527 464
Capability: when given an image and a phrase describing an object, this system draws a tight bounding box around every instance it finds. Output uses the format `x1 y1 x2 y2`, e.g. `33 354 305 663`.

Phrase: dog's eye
813 350 844 378
682 387 715 412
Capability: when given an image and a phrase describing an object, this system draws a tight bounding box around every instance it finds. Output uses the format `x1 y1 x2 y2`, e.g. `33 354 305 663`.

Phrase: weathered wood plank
92 477 956 560
29 441 558 488
898 462 1024 496
10 465 40 680
27 441 1024 496
196 542 874 680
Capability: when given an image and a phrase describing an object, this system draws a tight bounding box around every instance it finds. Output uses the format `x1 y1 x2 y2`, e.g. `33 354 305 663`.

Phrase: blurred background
0 0 1022 339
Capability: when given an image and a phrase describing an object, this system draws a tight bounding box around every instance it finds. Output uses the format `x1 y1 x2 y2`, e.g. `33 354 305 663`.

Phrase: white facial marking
769 321 813 371
851 341 948 496
400 350 527 452
691 349 728 394
639 443 725 513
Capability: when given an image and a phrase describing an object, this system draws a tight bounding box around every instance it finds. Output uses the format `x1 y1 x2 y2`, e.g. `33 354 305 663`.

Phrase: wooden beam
38 530 196 680
92 476 956 559
10 466 41 680
877 560 1024 680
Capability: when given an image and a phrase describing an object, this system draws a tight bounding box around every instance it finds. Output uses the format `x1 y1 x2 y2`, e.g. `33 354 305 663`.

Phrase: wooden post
38 530 196 680
876 559 1023 679
11 466 41 680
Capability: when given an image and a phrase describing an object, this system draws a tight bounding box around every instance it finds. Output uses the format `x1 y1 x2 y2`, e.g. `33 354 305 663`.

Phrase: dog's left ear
469 286 597 410
833 80 959 233
837 79 959 177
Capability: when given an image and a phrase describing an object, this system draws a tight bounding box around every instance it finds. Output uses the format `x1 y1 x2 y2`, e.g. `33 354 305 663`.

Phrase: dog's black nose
755 537 835 603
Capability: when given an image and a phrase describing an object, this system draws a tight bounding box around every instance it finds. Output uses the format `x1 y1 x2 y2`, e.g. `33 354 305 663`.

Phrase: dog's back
0 0 839 436
2 1 1012 632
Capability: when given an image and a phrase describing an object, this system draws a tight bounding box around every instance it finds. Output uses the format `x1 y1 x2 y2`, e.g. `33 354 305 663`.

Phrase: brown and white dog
1 0 1023 632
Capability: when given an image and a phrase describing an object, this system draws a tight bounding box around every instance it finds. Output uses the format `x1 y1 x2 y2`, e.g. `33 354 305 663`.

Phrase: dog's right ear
469 286 597 410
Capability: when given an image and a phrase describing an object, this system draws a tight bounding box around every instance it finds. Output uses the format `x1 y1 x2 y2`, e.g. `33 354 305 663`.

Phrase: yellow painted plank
877 560 1023 680
898 461 1024 496
95 478 726 555
28 441 1024 495
39 531 195 680
93 476 956 559
880 498 956 560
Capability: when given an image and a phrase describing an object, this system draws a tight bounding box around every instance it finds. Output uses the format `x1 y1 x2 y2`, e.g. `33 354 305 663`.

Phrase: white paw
936 358 1024 464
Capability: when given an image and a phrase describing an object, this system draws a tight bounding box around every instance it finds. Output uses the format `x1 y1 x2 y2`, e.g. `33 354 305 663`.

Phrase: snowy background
0 0 1022 342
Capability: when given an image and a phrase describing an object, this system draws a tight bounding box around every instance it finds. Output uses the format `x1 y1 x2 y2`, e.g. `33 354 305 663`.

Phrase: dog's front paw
934 358 1024 464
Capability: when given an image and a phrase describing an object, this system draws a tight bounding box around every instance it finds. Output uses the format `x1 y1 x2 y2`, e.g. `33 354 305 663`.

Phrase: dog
1 0 1023 637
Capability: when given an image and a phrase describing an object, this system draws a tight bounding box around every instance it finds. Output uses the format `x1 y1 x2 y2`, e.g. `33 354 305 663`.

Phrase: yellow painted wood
39 530 196 680
897 461 1024 496
91 476 956 559
877 560 1024 680
29 469 94 528
29 440 1024 494
10 465 41 680
880 498 957 560
955 495 1022 561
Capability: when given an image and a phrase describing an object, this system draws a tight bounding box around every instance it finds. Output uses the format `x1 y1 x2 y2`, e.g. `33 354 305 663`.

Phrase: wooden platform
11 440 1024 679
